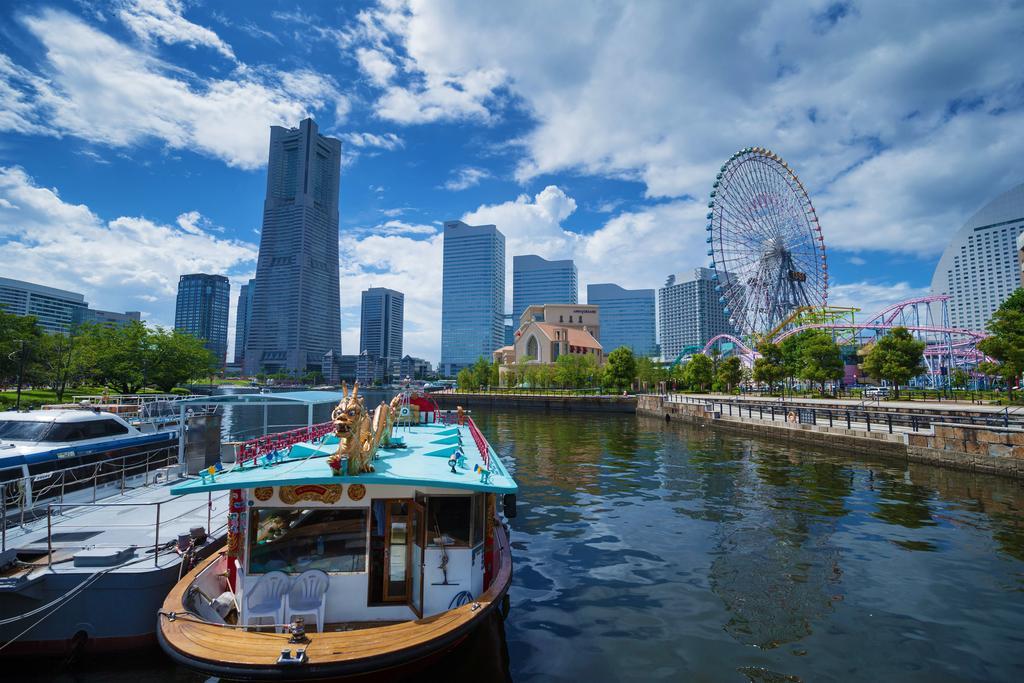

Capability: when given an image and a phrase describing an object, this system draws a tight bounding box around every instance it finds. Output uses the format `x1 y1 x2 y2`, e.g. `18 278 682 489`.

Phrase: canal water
16 409 1024 681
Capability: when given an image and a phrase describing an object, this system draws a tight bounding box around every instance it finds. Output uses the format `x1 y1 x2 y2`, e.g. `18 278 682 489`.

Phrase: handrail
465 416 491 469
235 421 335 465
46 491 219 567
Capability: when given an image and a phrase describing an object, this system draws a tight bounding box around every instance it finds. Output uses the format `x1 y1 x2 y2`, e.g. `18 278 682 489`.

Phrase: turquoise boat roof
170 422 517 495
178 390 347 405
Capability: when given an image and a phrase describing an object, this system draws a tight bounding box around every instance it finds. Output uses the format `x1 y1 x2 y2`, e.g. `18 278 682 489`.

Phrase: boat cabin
167 418 517 629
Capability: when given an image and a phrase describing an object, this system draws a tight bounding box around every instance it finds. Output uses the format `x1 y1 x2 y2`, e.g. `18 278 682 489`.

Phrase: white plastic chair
285 569 329 633
243 571 290 632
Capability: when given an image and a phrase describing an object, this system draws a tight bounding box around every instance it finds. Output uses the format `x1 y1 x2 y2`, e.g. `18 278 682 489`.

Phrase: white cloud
442 166 490 191
356 47 397 87
0 9 346 169
346 0 1024 255
117 0 235 60
828 280 931 320
339 232 443 362
0 166 257 331
341 131 404 150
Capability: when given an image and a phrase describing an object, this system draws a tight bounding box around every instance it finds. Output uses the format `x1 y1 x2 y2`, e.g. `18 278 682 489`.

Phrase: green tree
146 327 218 392
468 357 493 390
603 346 637 392
635 356 666 392
554 353 599 388
753 342 785 393
779 332 809 392
861 326 926 398
36 332 82 401
978 288 1024 396
75 321 149 393
797 331 844 394
456 367 476 391
716 355 743 392
0 309 43 386
950 368 970 390
682 353 714 392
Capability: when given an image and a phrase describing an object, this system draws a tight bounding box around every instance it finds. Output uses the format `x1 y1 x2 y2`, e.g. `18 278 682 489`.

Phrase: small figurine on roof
456 405 466 425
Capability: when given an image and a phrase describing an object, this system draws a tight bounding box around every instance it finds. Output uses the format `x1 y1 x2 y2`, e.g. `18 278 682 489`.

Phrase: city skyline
0 2 1022 364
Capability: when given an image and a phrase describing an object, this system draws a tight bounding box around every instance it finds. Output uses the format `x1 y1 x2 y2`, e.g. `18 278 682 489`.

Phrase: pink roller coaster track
700 295 990 368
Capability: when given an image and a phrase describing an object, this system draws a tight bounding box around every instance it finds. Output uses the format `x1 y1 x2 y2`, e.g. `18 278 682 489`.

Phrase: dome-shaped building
930 183 1024 331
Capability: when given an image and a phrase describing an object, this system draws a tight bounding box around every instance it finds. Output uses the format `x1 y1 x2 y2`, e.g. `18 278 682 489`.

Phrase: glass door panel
409 502 425 618
384 501 409 601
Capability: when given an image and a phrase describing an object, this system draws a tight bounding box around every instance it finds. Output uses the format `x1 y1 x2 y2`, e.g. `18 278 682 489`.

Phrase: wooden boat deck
158 520 512 679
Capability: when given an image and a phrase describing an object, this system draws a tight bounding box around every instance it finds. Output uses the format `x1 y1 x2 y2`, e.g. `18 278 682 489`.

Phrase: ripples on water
15 409 1024 682
481 411 1024 683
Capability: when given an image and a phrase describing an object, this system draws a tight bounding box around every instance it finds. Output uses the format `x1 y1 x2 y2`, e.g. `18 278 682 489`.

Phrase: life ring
399 405 411 417
786 411 798 423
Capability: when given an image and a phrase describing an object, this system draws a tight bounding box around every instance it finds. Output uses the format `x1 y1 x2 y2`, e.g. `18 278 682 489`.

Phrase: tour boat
157 386 517 680
0 406 181 513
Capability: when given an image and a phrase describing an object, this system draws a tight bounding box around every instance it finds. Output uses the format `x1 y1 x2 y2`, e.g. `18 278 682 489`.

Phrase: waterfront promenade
640 393 1024 479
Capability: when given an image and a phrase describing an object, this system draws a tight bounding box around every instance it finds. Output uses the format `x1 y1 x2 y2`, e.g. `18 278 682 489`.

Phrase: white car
863 386 890 398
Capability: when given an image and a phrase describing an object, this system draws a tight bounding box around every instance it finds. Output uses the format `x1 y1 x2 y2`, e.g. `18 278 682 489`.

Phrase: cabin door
383 501 410 602
409 501 425 618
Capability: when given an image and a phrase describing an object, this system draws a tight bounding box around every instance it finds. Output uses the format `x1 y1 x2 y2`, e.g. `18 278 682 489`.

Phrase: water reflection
475 411 1024 682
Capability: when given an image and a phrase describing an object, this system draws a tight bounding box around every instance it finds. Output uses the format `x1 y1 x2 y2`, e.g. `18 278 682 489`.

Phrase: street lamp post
13 339 26 411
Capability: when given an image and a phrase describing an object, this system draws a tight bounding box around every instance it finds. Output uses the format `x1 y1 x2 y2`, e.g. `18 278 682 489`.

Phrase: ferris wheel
706 147 828 339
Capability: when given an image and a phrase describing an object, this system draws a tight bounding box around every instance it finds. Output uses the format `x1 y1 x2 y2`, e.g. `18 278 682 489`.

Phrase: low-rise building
399 355 433 380
493 304 603 376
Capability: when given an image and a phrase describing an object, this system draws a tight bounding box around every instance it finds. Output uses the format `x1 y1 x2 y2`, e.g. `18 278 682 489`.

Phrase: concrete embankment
639 394 1024 479
432 392 636 414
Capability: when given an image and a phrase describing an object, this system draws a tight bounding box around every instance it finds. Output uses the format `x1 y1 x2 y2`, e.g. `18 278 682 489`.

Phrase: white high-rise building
930 183 1024 331
658 268 736 361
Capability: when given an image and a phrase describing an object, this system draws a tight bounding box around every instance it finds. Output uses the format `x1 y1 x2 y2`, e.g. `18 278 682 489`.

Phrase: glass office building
586 283 657 357
930 182 1024 331
512 255 577 321
175 273 230 364
233 278 255 364
245 118 342 375
440 221 506 376
360 287 404 380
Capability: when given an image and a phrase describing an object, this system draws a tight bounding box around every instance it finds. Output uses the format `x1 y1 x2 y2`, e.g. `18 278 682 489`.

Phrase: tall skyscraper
233 278 255 364
175 273 230 364
440 220 505 376
359 287 404 380
930 183 1024 331
587 283 657 357
244 118 342 375
512 255 577 320
659 268 735 361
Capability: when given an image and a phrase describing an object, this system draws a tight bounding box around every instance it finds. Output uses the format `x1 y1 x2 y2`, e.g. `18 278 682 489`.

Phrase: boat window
426 496 472 547
0 420 51 441
249 508 367 574
43 420 129 442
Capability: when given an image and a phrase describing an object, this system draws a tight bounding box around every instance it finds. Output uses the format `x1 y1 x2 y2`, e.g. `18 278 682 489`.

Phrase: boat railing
234 421 336 465
1 443 180 551
465 416 491 469
44 491 220 567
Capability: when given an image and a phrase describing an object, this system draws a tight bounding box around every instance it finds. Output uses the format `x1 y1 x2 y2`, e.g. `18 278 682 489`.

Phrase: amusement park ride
693 146 991 388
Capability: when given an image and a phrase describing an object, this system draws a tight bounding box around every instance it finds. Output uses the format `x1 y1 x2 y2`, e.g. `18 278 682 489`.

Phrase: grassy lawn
0 387 98 409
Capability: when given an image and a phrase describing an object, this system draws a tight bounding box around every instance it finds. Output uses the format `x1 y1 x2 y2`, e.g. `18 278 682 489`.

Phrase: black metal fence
667 394 1022 434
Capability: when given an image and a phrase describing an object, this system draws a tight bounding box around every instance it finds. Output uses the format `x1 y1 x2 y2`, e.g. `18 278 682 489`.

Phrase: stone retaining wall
907 424 1024 477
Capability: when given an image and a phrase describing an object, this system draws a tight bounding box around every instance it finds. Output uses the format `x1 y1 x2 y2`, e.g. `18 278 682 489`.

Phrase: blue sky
0 0 1021 363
